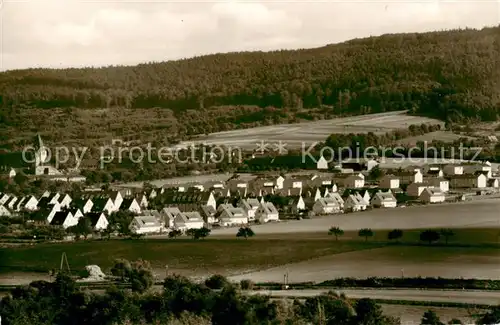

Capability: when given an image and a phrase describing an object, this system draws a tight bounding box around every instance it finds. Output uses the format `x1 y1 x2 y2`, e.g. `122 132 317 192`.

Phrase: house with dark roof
72 198 94 214
255 202 279 223
119 198 142 214
161 190 216 212
50 211 78 229
86 212 108 231
91 197 115 215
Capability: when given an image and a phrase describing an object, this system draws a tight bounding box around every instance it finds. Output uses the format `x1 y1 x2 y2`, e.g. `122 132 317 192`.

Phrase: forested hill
2 26 500 122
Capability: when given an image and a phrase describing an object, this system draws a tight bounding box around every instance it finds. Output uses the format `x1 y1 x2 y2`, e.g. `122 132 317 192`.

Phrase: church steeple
34 133 44 150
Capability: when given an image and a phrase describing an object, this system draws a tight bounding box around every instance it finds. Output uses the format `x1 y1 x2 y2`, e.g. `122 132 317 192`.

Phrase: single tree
358 228 374 242
448 319 463 324
186 228 197 239
387 229 403 242
420 230 440 245
196 227 211 239
205 274 230 289
328 226 344 241
420 310 445 325
76 217 93 239
168 229 182 239
440 228 455 245
237 227 255 239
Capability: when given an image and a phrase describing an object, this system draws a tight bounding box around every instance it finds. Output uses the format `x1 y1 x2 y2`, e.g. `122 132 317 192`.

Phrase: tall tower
34 133 48 168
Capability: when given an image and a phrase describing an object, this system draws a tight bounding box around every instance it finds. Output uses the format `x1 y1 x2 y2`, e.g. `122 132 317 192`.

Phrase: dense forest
2 26 500 134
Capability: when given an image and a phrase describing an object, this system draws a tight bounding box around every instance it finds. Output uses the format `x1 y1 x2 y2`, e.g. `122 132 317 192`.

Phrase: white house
5 196 18 210
45 202 62 223
92 197 115 215
316 156 329 170
109 191 124 212
344 194 368 212
339 175 365 188
312 197 341 214
238 198 261 221
275 175 285 189
69 208 84 220
58 194 72 209
50 211 78 229
359 190 371 204
46 193 61 205
120 198 142 214
465 163 493 178
129 216 164 234
379 175 400 189
86 212 109 231
427 178 449 193
371 191 397 208
407 182 433 197
255 202 279 223
136 194 149 208
218 204 248 226
20 196 38 211
449 174 488 189
160 207 183 228
326 192 344 209
200 205 217 225
419 188 445 203
174 212 204 231
488 178 499 189
0 205 12 217
73 198 94 214
443 164 464 176
0 193 10 206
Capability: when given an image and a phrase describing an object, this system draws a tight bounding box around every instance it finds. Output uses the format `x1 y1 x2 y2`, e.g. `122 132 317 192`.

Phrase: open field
229 245 500 283
212 199 500 235
0 239 381 279
380 304 478 325
397 130 477 145
174 111 443 149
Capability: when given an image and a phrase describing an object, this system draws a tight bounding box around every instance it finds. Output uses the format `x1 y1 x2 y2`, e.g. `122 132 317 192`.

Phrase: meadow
1 227 499 284
175 111 444 149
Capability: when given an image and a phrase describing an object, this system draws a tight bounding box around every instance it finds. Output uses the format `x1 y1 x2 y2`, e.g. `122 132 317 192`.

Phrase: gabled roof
178 211 203 223
50 211 72 226
240 198 260 210
422 188 445 196
374 191 396 202
92 197 114 211
260 202 279 214
86 212 106 227
141 210 162 219
162 190 212 204
316 197 339 207
37 197 56 209
132 216 161 228
120 198 138 209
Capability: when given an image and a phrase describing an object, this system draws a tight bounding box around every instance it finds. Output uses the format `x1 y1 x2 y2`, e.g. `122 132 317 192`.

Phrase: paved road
248 289 500 305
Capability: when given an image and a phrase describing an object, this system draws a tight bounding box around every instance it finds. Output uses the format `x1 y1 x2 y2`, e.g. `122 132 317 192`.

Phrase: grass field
0 238 382 278
1 228 499 285
175 111 444 149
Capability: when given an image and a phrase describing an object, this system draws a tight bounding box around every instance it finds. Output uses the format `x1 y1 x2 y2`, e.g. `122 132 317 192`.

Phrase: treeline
2 271 499 325
2 27 500 126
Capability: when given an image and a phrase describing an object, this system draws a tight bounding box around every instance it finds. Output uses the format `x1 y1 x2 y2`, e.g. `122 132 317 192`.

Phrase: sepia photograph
0 0 500 324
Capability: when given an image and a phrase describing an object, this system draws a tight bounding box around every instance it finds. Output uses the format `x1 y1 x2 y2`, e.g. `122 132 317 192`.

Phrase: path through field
229 246 500 283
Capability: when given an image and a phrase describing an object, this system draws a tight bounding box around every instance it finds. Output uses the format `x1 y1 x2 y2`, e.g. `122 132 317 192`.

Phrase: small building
119 198 142 214
312 197 341 215
19 196 39 211
136 194 149 208
0 193 11 206
86 212 109 231
488 178 499 188
371 191 397 208
282 196 306 214
58 194 72 209
218 204 248 226
72 198 94 214
129 216 164 234
160 207 182 228
44 202 62 223
109 191 124 212
92 197 115 215
200 205 217 225
68 208 84 220
316 156 329 170
337 174 365 189
0 205 12 217
238 198 261 221
326 192 345 209
4 196 18 210
50 211 78 229
379 174 400 189
174 212 204 231
443 164 464 176
426 177 449 193
393 170 423 184
419 188 445 203
344 194 368 212
406 182 433 197
255 202 279 223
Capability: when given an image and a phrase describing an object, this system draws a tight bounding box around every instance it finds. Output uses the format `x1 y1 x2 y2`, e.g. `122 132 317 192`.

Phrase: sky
1 0 499 71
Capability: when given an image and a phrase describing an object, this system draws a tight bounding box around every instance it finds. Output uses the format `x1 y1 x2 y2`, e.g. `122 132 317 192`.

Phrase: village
0 153 499 238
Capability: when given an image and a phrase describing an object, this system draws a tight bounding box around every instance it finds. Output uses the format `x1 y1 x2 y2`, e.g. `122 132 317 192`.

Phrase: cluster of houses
0 160 498 236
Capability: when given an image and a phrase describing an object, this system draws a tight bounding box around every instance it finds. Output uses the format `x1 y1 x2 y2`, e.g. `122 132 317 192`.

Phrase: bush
240 279 255 290
204 274 230 289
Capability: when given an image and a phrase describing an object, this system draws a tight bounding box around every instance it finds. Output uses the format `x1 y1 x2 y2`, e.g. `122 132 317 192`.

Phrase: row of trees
328 227 457 244
1 267 499 325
